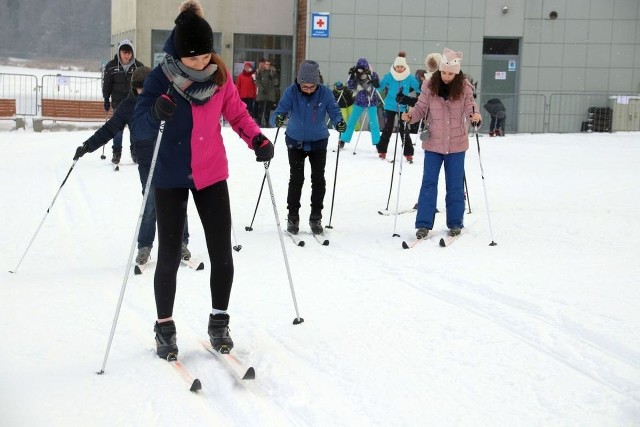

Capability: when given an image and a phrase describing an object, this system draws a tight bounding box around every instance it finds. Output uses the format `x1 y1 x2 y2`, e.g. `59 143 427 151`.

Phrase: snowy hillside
1 115 639 425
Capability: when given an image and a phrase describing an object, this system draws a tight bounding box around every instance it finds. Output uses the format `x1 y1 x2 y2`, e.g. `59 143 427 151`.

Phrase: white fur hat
424 52 442 73
439 48 463 74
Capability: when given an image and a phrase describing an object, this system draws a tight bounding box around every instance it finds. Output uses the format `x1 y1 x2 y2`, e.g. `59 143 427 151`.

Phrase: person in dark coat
483 98 506 136
102 39 144 164
72 66 190 266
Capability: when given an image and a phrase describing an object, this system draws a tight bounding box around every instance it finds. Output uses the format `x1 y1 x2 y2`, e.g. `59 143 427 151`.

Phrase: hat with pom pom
424 52 442 73
173 0 214 58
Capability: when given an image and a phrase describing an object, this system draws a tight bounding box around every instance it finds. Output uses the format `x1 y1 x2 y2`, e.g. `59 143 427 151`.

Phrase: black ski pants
287 147 327 220
154 181 233 319
377 110 414 157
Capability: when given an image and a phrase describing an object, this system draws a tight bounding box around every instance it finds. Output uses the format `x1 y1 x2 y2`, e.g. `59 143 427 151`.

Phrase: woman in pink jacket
133 1 274 359
402 48 481 240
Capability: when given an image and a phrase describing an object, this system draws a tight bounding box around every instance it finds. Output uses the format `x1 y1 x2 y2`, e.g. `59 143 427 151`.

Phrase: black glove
103 99 110 112
471 119 482 128
336 120 347 133
396 94 418 107
252 134 274 162
364 69 371 75
153 94 177 121
275 114 286 127
73 144 88 160
348 66 356 75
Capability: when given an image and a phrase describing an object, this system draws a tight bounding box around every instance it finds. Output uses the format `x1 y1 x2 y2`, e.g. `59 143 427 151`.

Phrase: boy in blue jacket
274 60 346 235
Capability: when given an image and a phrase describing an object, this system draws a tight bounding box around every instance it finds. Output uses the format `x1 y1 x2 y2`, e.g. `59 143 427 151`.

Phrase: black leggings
377 110 414 156
154 181 233 319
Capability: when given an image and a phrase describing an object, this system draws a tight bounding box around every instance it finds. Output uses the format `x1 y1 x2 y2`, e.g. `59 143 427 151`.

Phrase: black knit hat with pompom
173 1 213 58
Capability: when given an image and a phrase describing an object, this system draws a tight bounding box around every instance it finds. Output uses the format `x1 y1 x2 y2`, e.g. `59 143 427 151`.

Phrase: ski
401 233 432 249
164 352 203 392
378 208 416 216
439 232 461 247
113 164 120 172
284 231 305 247
134 259 153 275
312 233 329 246
200 340 256 381
181 258 205 271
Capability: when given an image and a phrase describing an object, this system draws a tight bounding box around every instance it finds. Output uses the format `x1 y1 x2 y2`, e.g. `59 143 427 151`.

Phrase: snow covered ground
1 78 639 425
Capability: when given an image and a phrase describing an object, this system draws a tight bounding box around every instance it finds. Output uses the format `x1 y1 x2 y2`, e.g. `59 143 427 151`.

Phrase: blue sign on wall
311 13 330 38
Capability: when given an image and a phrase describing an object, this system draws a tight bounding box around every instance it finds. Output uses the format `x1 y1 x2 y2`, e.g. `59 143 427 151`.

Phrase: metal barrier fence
40 74 103 102
0 72 38 116
0 71 638 133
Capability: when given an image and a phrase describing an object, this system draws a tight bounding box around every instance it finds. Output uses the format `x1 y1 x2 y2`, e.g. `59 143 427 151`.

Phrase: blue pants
112 130 123 152
341 105 380 144
415 151 466 230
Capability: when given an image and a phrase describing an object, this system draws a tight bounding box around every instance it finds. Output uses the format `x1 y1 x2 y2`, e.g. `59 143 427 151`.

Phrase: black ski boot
111 150 122 165
154 320 178 360
208 313 234 354
286 214 300 235
309 215 323 235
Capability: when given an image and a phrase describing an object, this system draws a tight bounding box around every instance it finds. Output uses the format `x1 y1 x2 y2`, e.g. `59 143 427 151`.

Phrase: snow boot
286 215 300 235
405 155 413 163
111 150 122 164
154 320 178 359
338 141 345 149
181 243 191 261
309 216 323 235
136 246 151 265
449 228 462 236
378 152 386 160
208 313 234 354
416 228 430 239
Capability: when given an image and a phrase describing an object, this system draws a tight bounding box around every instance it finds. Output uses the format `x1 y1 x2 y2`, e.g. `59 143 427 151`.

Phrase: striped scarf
160 54 218 105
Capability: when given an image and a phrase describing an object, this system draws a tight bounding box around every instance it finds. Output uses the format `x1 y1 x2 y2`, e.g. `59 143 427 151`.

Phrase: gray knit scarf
160 54 218 105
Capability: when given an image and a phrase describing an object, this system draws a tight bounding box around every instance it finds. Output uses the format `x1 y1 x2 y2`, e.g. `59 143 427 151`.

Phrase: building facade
110 0 640 133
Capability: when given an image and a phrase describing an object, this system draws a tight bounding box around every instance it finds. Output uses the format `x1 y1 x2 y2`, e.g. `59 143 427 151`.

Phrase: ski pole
263 163 304 325
383 106 402 212
245 126 281 231
100 145 106 160
327 90 345 127
9 160 78 273
464 173 472 214
352 110 368 155
325 132 342 229
391 123 410 237
98 119 166 375
473 117 497 246
231 221 242 252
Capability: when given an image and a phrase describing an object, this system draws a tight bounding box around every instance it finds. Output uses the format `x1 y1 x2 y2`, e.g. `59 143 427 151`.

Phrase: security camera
502 6 508 14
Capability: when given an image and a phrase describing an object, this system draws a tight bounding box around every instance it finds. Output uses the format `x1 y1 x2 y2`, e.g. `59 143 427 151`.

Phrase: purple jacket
409 79 478 154
347 58 380 107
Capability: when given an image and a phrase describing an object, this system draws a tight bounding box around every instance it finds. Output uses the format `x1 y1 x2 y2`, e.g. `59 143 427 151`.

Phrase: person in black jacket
73 66 190 266
483 98 506 136
102 39 144 164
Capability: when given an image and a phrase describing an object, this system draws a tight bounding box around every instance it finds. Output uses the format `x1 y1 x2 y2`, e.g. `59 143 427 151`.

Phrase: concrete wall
305 0 640 94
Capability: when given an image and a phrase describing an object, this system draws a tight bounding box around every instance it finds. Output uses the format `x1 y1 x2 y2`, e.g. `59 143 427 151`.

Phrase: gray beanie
297 60 321 85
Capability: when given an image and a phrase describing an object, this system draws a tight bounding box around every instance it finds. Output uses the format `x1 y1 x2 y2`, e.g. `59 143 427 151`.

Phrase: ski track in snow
1 83 640 425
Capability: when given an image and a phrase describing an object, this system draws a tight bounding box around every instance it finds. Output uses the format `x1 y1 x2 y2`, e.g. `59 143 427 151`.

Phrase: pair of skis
284 231 329 247
165 340 255 393
401 231 460 249
134 257 205 275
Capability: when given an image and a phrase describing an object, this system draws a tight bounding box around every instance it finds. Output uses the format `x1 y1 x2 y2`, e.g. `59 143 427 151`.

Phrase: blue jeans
112 130 123 152
138 167 189 249
415 151 466 230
